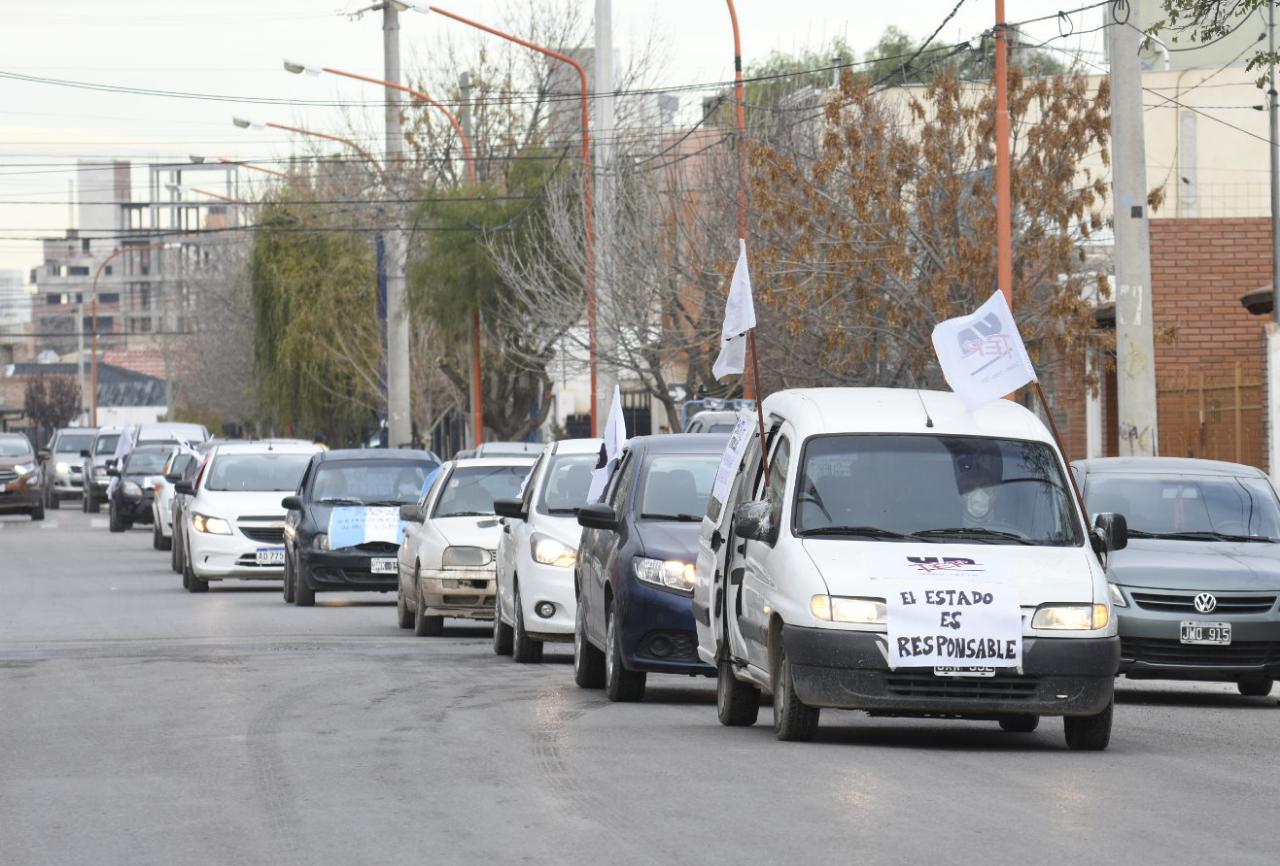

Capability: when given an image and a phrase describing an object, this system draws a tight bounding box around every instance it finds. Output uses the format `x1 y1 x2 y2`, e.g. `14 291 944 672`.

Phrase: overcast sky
0 0 1106 280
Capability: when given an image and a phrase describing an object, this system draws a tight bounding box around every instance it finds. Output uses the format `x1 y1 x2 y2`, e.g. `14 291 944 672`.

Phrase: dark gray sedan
1074 457 1280 698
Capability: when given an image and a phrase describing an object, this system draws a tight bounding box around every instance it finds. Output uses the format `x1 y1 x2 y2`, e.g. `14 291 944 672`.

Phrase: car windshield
56 434 95 454
0 438 32 458
95 434 120 455
312 460 437 505
433 464 531 517
1085 473 1280 541
205 453 311 492
170 454 197 476
638 454 720 521
538 454 597 514
123 450 171 475
794 434 1082 546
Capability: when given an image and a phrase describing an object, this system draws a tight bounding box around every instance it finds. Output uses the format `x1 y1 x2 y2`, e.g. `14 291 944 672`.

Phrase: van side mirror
493 498 527 521
1093 512 1128 552
399 503 425 523
577 502 618 531
105 458 117 469
80 449 91 458
733 500 773 542
38 450 50 462
281 495 303 511
106 467 120 478
165 473 183 484
174 480 193 495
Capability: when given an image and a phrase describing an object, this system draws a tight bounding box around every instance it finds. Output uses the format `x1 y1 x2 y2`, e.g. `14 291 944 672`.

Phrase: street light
191 153 290 179
230 117 386 180
89 243 168 426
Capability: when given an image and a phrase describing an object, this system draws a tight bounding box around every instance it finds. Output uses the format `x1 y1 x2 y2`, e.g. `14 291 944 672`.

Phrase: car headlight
192 512 233 535
633 556 696 593
122 481 143 497
442 545 491 568
810 594 887 624
314 532 330 551
55 461 70 474
1031 603 1110 630
531 532 576 568
13 462 35 476
1107 584 1127 608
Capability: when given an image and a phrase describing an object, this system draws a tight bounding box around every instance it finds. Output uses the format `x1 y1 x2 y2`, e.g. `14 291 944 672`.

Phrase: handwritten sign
884 576 1022 669
710 410 756 505
327 506 411 549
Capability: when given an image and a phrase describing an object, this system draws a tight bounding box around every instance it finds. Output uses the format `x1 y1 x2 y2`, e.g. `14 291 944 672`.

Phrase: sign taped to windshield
328 506 409 549
884 573 1022 670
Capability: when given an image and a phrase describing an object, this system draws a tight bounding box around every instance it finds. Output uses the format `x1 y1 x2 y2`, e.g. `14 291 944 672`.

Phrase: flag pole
748 329 769 478
1031 380 1089 519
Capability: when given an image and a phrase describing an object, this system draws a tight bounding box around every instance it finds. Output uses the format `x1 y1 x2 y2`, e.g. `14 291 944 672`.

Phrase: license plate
370 558 398 574
933 666 996 678
1180 621 1231 645
255 547 285 566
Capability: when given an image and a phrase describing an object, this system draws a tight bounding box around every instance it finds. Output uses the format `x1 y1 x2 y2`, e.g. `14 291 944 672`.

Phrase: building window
68 266 90 277
46 293 61 305
81 238 91 252
99 293 119 305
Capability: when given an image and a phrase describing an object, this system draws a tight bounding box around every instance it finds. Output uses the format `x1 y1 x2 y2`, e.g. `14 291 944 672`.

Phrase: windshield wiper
545 507 580 515
795 525 912 539
362 499 408 507
438 511 492 518
912 527 1033 545
1132 529 1276 543
318 497 363 505
640 513 702 522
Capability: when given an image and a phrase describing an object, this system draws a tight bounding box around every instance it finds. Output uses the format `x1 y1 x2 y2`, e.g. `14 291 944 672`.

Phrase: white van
693 388 1124 749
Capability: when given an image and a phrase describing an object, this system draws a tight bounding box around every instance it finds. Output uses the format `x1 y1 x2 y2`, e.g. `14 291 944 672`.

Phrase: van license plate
933 666 996 678
255 547 285 566
1180 621 1231 645
370 558 398 574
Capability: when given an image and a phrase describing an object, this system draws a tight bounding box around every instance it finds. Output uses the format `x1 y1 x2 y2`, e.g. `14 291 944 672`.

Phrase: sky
0 0 1108 281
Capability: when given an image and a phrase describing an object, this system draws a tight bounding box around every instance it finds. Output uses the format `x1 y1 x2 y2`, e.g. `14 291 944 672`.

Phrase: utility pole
76 299 86 423
594 0 615 429
1107 11 1160 455
383 0 412 448
459 71 484 448
1270 0 1278 325
994 0 1012 308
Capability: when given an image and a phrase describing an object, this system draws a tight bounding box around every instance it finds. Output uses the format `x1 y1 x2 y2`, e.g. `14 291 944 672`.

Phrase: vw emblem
1193 593 1218 614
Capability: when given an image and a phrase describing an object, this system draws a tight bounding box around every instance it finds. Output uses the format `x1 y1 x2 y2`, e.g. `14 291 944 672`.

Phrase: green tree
1155 1 1279 73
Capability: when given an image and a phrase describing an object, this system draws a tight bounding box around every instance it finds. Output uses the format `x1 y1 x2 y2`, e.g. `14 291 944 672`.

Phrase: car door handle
730 567 744 586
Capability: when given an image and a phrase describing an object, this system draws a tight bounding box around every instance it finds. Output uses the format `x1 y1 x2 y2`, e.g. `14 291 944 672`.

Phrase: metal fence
1158 364 1266 471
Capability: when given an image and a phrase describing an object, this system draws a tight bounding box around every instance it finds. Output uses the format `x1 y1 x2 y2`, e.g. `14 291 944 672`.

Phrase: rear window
206 453 312 492
56 433 95 454
95 434 120 455
637 454 720 521
433 464 531 518
123 450 171 475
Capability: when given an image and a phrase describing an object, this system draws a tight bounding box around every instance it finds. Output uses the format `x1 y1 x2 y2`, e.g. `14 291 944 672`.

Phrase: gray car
1074 457 1280 698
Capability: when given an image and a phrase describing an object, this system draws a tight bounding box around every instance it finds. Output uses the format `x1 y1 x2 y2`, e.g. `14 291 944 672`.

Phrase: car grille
356 541 399 553
1130 591 1278 615
883 673 1039 701
0 469 18 483
1121 638 1280 667
239 525 285 544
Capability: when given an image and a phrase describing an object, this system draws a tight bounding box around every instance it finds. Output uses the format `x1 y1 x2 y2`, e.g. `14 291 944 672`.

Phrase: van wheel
717 659 760 726
772 647 819 742
604 606 646 702
1064 699 1113 751
413 578 443 636
511 587 543 663
573 599 605 688
492 593 513 654
999 715 1040 733
1237 677 1274 697
87 494 100 514
398 587 416 630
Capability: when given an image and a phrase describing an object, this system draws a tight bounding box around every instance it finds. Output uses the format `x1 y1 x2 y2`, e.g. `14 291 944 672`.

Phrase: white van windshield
793 434 1082 546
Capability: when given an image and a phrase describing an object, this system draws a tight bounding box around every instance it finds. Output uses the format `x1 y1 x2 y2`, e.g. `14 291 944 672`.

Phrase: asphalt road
2 509 1278 866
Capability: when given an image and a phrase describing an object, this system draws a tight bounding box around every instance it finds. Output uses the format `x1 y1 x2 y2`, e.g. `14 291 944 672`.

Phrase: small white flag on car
587 385 627 503
712 239 757 381
930 290 1037 411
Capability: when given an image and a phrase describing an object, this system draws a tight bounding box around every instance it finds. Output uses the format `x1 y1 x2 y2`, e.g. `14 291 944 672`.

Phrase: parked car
1075 456 1280 698
693 388 1120 748
684 410 740 434
41 427 97 509
281 448 439 606
574 433 726 701
150 449 200 551
177 441 320 592
106 444 176 532
474 441 542 457
396 456 536 636
493 438 602 661
169 448 207 574
134 422 210 447
80 426 123 513
0 432 44 521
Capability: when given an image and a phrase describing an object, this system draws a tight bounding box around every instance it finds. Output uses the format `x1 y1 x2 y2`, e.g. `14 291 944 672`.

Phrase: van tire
717 659 760 726
772 647 819 742
492 594 513 653
999 715 1040 733
1237 677 1274 697
573 600 605 688
605 608 646 702
1063 699 1112 751
511 587 543 663
87 494 100 514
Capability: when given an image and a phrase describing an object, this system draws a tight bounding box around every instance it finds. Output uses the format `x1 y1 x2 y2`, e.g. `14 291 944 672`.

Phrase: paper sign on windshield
884 574 1022 669
328 506 410 549
710 411 756 506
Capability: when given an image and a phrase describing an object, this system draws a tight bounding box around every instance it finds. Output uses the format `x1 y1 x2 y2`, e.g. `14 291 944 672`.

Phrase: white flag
712 239 757 381
930 290 1037 411
587 385 627 503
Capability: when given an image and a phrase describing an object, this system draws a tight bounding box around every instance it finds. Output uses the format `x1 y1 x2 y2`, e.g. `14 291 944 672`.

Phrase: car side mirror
105 458 117 469
79 449 91 458
733 500 773 542
174 480 193 495
38 450 50 461
493 498 527 521
106 467 120 478
281 495 303 511
1093 512 1128 552
165 473 183 484
577 502 619 531
399 503 424 523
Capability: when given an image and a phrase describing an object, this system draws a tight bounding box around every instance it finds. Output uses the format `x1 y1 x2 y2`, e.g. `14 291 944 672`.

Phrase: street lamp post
89 243 167 426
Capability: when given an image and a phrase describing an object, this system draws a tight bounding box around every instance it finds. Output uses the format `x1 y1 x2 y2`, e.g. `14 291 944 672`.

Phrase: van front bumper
782 626 1118 717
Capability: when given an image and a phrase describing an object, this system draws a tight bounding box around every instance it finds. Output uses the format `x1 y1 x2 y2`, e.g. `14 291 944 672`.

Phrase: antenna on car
915 390 934 429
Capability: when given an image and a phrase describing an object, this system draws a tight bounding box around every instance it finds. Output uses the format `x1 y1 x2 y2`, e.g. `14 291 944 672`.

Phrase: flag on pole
712 239 757 381
587 385 627 503
930 290 1037 411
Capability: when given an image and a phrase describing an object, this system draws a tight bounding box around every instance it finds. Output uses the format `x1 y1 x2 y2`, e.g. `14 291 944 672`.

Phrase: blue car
574 433 728 701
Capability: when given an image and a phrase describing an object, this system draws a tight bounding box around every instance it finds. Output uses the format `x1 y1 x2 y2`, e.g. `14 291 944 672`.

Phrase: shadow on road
807 721 1065 751
1116 687 1278 710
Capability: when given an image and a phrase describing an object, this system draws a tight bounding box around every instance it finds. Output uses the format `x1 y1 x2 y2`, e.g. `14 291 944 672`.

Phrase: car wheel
604 604 646 702
999 715 1040 733
492 592 513 654
511 587 544 663
30 501 45 522
1063 699 1113 751
573 596 605 689
152 521 171 551
184 554 207 593
87 494 100 514
108 499 125 533
413 572 443 636
772 646 819 742
47 487 60 510
81 492 89 513
1237 677 1274 697
293 558 315 607
717 658 760 726
396 584 415 630
170 530 181 573
282 555 296 604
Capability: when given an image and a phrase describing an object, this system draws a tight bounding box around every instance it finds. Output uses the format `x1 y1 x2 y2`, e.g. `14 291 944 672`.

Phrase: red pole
263 121 386 182
994 0 1013 308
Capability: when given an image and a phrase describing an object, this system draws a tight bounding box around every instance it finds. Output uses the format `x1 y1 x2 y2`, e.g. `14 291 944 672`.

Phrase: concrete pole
76 299 86 423
460 71 483 448
594 0 616 429
1270 0 1279 326
383 1 412 448
1107 17 1160 456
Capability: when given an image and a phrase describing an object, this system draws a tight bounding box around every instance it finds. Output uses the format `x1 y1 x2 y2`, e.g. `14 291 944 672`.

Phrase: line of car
73 387 1280 752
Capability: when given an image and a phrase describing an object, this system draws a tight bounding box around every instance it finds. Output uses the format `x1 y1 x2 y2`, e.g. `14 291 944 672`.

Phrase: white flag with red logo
930 290 1037 411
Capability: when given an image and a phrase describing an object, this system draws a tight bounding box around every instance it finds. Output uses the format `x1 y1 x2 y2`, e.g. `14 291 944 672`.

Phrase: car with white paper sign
280 448 439 606
693 387 1122 748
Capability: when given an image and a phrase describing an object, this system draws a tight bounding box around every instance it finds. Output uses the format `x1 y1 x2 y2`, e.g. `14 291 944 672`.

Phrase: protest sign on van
710 410 756 505
883 575 1023 669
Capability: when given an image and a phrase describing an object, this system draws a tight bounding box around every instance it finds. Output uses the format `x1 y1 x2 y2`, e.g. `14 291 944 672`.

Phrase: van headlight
192 512 233 535
1031 603 1110 630
442 546 491 568
56 461 70 474
811 595 887 624
633 557 696 593
14 462 35 476
1107 584 1127 608
531 533 576 568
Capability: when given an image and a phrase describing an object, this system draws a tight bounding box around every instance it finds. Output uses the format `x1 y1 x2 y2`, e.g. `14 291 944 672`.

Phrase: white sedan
397 456 536 636
493 438 601 661
150 449 200 553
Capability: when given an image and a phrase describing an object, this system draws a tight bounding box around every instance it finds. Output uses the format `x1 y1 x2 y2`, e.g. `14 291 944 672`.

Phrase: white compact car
397 456 536 636
492 438 601 661
150 449 201 552
180 441 321 592
693 388 1123 749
